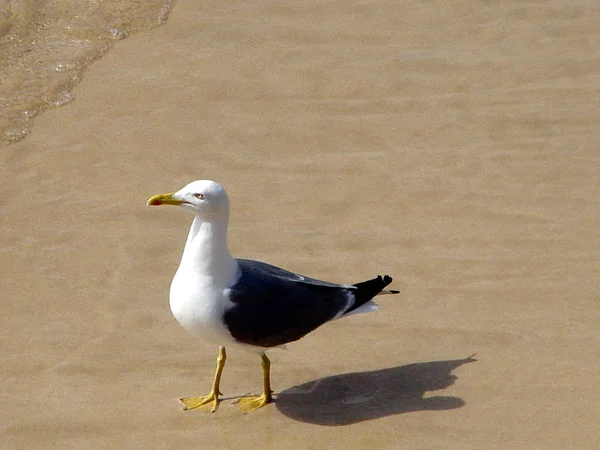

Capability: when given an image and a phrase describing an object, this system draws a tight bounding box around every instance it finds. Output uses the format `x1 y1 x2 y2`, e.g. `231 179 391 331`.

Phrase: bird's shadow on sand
275 354 477 426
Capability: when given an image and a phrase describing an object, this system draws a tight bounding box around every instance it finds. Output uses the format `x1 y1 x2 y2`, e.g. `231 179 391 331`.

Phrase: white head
147 180 230 221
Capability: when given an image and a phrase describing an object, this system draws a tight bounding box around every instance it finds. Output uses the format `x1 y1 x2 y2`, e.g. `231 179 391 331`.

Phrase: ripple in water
0 0 176 146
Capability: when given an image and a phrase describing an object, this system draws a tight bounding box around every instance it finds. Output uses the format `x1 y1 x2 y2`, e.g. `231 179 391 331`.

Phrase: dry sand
2 1 599 448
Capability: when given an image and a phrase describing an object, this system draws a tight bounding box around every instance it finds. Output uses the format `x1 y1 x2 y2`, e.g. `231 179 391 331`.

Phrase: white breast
169 267 237 347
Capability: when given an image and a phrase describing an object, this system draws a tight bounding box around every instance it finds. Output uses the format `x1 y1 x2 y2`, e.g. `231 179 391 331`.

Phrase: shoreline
0 0 176 146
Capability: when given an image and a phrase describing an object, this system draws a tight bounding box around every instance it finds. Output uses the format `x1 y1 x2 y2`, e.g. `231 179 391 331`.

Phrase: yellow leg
180 346 226 413
238 353 273 413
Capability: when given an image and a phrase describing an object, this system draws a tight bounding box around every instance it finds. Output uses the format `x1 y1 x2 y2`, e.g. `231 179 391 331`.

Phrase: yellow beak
147 192 185 206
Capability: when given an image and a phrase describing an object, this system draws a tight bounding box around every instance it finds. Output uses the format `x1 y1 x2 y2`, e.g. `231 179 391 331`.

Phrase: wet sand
2 0 600 448
0 0 175 145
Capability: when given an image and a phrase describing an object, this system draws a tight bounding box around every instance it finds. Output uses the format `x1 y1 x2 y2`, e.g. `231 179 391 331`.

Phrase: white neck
179 214 237 285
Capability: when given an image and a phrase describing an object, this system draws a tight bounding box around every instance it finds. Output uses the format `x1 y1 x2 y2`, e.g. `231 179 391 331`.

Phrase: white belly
169 268 237 347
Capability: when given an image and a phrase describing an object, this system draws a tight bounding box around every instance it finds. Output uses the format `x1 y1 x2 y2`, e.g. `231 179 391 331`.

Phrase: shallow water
0 0 175 145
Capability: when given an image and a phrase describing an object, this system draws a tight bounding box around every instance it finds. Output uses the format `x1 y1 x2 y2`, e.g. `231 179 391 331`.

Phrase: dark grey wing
237 259 355 289
223 259 354 348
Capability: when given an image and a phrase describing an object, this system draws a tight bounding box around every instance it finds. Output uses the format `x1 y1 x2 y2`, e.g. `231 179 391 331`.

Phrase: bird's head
147 180 230 220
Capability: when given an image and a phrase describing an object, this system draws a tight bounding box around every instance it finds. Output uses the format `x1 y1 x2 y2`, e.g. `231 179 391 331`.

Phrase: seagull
147 180 399 413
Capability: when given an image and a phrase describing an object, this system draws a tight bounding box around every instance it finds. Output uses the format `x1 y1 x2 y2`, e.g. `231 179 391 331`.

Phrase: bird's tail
378 289 401 295
344 275 399 315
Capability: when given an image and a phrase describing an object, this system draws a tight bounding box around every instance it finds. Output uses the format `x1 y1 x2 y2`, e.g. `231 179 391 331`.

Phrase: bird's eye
194 193 205 200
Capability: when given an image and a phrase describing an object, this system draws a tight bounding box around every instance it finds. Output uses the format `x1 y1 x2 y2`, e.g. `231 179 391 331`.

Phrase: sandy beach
2 0 599 448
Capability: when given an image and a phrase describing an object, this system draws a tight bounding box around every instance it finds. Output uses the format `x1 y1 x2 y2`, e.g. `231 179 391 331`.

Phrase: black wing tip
378 275 399 294
381 275 393 286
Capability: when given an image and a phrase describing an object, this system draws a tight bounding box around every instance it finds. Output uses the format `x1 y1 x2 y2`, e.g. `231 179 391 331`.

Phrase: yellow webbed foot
237 392 273 413
180 392 220 413
180 346 226 413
